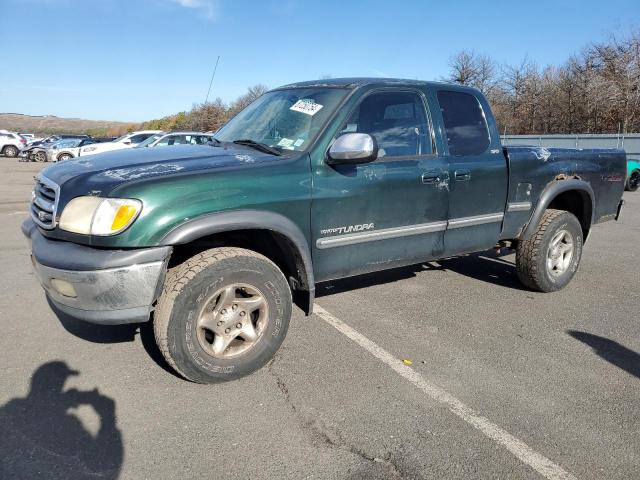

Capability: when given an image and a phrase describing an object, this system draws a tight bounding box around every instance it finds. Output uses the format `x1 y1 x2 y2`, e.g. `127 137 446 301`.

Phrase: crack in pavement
267 354 404 479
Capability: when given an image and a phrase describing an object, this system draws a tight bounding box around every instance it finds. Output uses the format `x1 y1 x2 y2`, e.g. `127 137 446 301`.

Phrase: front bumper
22 219 172 325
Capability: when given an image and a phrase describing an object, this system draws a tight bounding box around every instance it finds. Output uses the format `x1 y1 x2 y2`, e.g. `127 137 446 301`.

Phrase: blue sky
1 0 638 122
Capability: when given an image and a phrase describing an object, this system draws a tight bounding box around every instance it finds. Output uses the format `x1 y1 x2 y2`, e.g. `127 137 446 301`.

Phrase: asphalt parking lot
0 160 638 480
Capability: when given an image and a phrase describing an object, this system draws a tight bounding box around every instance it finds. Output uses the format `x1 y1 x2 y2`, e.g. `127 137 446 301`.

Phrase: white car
44 138 102 162
0 130 27 157
80 130 162 156
136 131 213 148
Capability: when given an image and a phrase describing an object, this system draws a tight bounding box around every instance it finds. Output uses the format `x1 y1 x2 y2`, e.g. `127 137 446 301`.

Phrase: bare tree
446 30 640 134
230 84 269 113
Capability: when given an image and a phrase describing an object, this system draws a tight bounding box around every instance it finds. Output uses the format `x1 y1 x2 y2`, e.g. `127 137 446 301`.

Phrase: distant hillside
0 113 138 136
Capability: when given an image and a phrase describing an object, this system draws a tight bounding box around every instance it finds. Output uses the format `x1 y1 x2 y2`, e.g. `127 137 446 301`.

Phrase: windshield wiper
232 139 282 156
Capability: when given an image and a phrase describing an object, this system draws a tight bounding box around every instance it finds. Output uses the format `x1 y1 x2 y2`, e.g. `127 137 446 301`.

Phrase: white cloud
170 0 219 20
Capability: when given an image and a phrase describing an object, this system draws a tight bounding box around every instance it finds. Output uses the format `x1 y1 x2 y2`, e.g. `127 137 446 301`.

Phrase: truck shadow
47 298 180 378
567 330 640 380
0 361 123 479
317 250 526 297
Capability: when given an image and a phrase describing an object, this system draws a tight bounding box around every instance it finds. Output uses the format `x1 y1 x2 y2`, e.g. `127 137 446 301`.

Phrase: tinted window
342 91 431 158
437 90 490 156
129 134 154 144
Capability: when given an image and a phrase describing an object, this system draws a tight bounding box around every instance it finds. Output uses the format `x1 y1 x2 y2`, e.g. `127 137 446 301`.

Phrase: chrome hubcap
196 283 268 359
546 229 574 276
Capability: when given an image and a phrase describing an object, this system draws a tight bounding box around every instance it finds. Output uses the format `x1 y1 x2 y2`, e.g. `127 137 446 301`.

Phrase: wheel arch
159 210 315 315
521 179 595 241
2 144 18 154
57 151 74 161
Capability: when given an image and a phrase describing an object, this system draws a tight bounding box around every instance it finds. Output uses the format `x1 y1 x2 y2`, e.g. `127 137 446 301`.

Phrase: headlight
83 146 98 152
59 197 142 235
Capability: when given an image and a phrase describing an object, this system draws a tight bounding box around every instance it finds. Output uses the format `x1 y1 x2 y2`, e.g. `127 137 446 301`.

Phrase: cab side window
437 90 490 156
343 91 431 158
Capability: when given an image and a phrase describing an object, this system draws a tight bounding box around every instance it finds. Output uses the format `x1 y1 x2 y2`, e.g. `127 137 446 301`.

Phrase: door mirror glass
327 133 378 165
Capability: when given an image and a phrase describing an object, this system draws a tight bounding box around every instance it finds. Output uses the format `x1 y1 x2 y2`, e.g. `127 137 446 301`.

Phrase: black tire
57 153 73 162
154 247 292 383
34 151 47 162
626 170 639 192
516 209 583 292
3 145 19 158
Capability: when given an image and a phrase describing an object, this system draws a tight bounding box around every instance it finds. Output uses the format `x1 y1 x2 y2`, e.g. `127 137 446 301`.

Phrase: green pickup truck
22 78 627 383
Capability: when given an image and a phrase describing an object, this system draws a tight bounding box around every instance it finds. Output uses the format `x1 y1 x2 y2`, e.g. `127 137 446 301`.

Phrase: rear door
311 88 450 281
435 89 508 255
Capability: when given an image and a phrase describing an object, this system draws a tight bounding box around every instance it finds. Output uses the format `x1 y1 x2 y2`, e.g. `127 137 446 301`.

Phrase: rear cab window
437 90 490 156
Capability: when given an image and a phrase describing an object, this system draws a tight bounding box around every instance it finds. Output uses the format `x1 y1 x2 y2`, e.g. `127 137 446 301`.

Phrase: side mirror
327 133 377 165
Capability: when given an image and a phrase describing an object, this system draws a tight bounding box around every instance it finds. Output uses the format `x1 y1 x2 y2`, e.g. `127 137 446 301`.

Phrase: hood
39 144 285 197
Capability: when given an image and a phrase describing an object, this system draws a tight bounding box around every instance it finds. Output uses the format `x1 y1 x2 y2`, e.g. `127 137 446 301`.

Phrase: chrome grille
31 176 60 229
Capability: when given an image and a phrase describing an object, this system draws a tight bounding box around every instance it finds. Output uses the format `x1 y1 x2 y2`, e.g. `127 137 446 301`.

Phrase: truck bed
501 145 627 239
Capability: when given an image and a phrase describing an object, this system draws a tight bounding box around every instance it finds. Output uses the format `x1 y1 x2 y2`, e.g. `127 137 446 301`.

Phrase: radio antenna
204 55 221 105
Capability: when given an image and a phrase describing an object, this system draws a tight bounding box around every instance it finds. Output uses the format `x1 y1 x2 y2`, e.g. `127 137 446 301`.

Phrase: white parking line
313 304 577 480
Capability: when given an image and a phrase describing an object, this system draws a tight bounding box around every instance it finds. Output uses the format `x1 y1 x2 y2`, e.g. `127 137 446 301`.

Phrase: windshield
215 87 349 152
112 133 131 143
52 139 81 148
136 134 163 148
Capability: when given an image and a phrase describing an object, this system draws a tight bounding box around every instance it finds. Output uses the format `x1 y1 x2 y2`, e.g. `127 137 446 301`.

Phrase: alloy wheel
546 229 574 276
196 283 269 359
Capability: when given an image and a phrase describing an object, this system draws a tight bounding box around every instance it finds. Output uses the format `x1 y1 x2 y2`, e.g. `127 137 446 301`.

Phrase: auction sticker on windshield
290 99 323 116
277 138 295 149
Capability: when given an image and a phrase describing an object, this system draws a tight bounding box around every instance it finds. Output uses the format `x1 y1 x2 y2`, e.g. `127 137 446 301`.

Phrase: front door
311 88 450 282
435 89 508 255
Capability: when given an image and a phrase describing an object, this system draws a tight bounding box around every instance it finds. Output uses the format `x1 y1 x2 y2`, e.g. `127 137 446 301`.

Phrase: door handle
421 172 440 184
455 170 471 181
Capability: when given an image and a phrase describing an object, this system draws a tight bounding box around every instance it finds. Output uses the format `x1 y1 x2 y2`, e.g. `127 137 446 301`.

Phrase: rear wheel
626 170 639 192
516 209 583 292
3 146 18 157
154 247 292 383
57 153 73 162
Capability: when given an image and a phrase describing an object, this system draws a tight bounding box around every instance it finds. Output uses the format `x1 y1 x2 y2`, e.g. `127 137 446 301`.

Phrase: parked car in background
627 159 640 191
42 138 103 162
136 132 213 148
26 134 89 150
0 130 27 157
20 135 89 161
80 130 162 156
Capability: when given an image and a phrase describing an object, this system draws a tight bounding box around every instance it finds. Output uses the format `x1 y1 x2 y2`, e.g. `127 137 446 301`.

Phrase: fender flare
522 179 595 240
159 209 315 314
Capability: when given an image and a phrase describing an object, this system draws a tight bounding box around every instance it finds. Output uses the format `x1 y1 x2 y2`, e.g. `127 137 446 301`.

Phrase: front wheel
516 209 583 292
154 247 292 383
3 146 19 157
626 170 639 192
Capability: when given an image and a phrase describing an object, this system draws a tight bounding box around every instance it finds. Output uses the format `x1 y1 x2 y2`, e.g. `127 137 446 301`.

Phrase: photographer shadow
0 361 123 479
